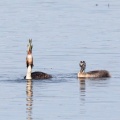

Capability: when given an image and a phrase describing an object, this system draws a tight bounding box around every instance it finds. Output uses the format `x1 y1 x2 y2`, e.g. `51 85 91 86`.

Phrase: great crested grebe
78 61 111 78
25 39 52 80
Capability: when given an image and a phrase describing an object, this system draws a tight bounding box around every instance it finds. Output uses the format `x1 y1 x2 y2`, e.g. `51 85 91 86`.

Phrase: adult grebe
78 61 111 78
25 40 52 80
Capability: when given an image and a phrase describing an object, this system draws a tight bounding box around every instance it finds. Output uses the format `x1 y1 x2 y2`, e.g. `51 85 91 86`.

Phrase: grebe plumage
25 39 52 80
78 61 111 78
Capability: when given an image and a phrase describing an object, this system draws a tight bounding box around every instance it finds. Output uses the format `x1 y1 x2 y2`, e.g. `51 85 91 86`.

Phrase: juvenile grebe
25 39 52 80
78 61 111 78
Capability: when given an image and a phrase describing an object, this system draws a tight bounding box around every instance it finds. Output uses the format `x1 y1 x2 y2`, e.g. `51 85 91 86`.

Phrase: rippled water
0 0 120 120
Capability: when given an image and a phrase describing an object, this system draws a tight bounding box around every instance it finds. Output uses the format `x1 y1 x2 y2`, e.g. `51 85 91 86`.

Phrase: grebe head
79 61 86 73
27 39 33 53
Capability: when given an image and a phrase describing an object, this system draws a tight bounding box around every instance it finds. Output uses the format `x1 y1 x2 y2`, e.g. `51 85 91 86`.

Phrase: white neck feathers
26 65 32 79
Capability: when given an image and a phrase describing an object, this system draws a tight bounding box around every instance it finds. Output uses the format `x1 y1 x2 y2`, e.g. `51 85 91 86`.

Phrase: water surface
0 0 120 120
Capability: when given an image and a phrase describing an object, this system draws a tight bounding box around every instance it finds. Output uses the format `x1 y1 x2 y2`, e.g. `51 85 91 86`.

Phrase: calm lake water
0 0 120 120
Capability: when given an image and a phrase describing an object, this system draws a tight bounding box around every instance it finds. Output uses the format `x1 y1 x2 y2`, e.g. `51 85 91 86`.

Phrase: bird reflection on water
78 77 86 102
78 77 86 116
26 79 33 120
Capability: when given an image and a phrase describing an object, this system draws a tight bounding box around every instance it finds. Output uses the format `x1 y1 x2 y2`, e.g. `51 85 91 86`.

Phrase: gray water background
0 0 120 120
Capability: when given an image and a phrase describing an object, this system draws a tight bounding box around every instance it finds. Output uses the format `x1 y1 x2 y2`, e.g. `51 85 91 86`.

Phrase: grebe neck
26 65 32 79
